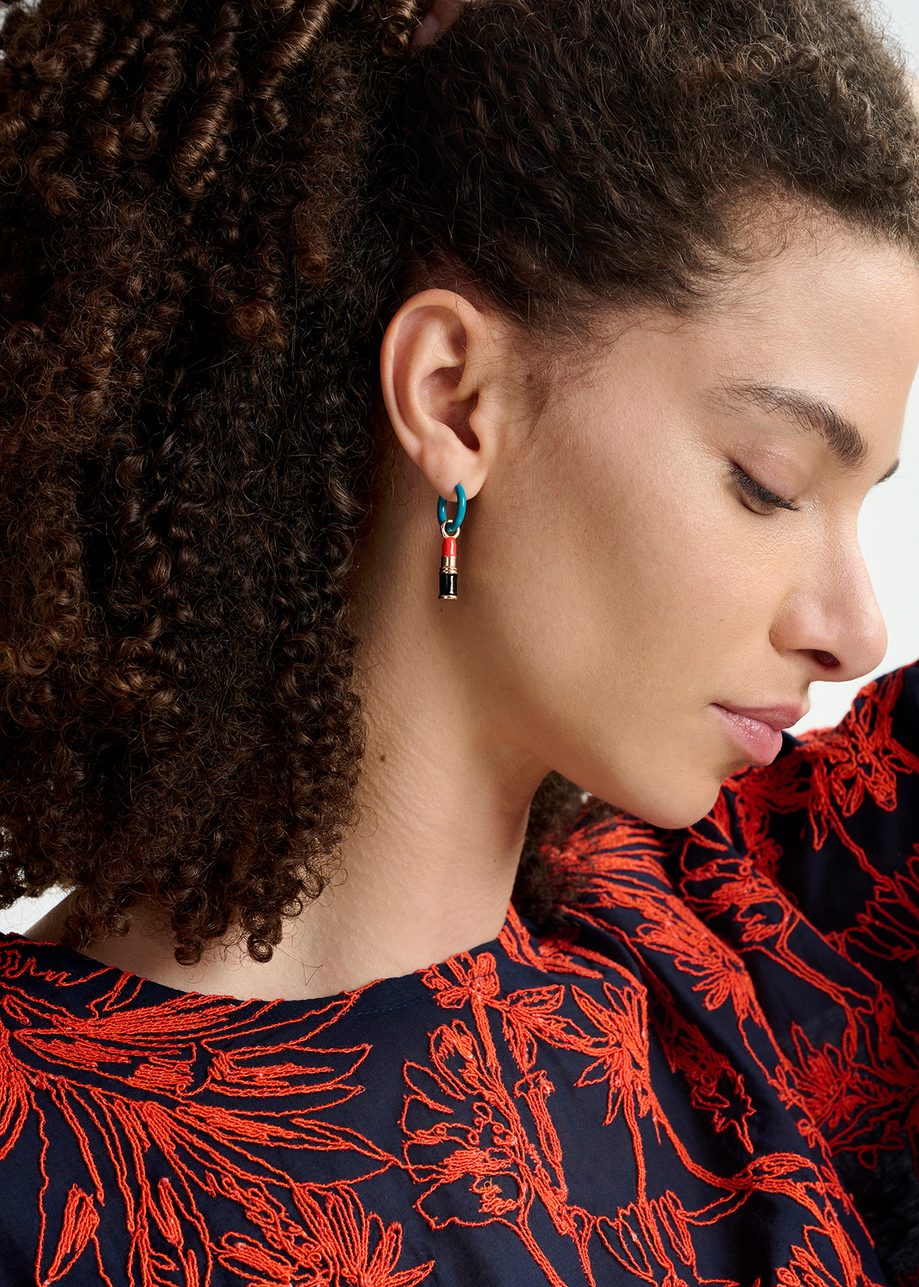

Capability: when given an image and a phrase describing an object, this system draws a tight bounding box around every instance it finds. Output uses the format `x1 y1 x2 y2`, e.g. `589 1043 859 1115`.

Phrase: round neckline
0 803 603 1018
0 903 538 1018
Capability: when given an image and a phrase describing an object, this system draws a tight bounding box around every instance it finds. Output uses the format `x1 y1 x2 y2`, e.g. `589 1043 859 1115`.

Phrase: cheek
482 447 782 826
499 461 744 743
599 469 761 671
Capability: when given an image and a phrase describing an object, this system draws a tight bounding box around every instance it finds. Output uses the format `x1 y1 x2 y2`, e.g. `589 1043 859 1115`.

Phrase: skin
27 199 919 1000
411 0 469 47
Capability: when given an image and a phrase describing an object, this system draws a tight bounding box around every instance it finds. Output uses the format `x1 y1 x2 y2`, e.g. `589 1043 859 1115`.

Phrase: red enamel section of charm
441 536 457 557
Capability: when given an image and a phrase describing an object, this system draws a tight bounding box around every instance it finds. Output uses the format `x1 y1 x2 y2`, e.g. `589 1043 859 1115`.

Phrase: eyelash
729 462 801 514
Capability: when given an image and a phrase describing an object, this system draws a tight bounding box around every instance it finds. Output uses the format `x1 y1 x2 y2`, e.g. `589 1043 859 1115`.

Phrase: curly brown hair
0 0 917 968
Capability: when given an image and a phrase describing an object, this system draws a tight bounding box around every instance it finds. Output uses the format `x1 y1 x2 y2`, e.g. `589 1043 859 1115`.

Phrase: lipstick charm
436 482 466 601
439 531 458 600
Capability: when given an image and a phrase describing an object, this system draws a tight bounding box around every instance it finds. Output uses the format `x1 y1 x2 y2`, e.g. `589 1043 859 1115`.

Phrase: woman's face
377 210 919 832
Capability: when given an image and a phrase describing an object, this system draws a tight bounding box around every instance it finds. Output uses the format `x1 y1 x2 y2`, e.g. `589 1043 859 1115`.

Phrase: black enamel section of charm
439 570 457 599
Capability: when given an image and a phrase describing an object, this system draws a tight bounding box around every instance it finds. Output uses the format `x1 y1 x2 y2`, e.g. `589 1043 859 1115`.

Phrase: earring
436 483 466 600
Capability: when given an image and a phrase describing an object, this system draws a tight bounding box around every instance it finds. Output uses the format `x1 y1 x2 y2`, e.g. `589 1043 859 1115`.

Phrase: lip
711 702 807 766
716 702 810 732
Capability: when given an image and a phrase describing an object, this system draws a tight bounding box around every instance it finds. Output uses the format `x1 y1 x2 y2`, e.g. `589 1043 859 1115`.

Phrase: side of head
1 0 917 965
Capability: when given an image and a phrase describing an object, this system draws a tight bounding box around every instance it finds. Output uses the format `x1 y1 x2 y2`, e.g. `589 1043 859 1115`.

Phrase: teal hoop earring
436 483 466 600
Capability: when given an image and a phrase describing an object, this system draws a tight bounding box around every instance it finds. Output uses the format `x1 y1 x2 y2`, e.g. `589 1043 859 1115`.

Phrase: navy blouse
1 660 919 1285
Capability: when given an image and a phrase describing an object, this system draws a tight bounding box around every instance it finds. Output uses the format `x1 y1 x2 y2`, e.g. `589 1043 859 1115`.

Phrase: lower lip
712 705 784 765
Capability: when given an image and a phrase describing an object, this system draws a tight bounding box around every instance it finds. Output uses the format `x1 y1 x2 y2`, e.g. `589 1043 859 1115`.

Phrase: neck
26 488 548 1002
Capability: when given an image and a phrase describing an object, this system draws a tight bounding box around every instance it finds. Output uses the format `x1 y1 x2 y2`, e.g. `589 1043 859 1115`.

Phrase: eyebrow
708 379 900 486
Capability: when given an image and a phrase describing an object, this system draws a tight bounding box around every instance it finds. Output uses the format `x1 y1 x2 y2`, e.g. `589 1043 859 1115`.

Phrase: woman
1 0 918 1280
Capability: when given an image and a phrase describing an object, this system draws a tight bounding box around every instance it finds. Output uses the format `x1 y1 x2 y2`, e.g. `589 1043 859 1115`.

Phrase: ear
378 289 500 505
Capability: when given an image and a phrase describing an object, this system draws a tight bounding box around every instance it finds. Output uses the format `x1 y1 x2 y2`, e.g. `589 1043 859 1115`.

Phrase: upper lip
716 702 810 731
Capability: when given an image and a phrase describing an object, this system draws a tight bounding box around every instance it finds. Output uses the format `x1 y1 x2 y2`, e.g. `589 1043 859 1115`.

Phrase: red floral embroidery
2 661 919 1283
0 981 419 1283
216 1179 434 1285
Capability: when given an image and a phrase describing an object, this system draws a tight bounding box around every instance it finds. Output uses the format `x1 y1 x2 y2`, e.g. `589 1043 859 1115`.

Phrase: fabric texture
2 660 919 1285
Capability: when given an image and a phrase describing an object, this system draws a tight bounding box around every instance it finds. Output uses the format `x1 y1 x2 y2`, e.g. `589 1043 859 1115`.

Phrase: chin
582 774 723 833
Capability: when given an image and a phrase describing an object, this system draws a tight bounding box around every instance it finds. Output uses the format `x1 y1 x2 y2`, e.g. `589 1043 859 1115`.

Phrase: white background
804 0 919 733
3 0 919 933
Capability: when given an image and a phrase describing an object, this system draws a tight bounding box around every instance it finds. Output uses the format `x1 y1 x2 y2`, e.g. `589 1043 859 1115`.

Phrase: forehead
586 202 919 384
683 211 919 448
562 210 919 481
713 202 919 327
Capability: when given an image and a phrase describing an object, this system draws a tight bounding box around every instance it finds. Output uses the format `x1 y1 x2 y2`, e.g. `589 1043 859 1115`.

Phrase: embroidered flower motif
567 979 656 1139
644 968 757 1153
633 899 759 1020
401 1019 595 1287
401 1020 538 1228
420 951 501 1009
4 659 919 1282
594 1191 698 1281
216 1178 435 1285
0 981 404 1283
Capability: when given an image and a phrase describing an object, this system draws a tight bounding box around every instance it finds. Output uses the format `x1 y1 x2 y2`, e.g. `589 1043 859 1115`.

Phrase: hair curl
0 0 917 968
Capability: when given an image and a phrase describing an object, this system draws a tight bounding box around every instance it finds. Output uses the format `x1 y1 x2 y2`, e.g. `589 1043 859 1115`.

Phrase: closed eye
728 462 801 514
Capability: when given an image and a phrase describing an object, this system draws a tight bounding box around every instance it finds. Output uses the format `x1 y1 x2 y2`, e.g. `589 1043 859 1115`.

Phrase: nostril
813 650 840 668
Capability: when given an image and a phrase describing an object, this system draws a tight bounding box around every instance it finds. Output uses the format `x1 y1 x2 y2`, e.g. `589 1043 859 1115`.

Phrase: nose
784 541 889 683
